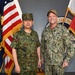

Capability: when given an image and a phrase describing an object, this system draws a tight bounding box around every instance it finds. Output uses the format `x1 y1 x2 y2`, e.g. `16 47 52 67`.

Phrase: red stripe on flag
3 19 22 36
5 59 13 69
5 42 12 54
3 12 19 26
4 4 16 16
8 36 13 42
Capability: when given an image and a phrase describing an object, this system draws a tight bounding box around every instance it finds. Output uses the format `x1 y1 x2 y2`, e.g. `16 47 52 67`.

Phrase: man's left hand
62 61 69 68
38 61 41 68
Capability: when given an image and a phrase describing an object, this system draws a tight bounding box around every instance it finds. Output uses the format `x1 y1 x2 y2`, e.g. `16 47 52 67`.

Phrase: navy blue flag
0 0 4 72
0 16 4 72
0 48 4 71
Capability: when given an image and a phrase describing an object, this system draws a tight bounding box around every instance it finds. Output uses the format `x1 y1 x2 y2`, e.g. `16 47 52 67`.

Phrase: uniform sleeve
36 32 40 47
62 26 74 62
41 30 45 57
10 33 19 49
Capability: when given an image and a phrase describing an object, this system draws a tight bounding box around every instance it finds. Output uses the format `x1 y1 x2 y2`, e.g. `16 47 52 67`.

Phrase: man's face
48 12 58 24
23 20 33 29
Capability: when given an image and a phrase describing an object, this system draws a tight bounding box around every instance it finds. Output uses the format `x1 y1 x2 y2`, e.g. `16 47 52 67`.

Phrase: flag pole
63 8 69 24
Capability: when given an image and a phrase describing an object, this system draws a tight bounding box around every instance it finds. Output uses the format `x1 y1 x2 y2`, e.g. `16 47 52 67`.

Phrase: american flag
1 0 22 74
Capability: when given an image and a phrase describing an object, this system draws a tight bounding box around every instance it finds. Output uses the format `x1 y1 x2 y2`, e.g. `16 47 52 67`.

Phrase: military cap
47 9 58 16
22 13 33 20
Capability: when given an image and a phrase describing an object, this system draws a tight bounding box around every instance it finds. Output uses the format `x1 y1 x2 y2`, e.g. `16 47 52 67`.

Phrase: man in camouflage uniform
41 9 74 75
10 13 41 75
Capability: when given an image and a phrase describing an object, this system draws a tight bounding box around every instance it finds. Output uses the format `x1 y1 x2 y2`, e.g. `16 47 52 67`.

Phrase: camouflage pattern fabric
41 23 74 75
45 65 64 75
11 29 40 75
18 71 36 75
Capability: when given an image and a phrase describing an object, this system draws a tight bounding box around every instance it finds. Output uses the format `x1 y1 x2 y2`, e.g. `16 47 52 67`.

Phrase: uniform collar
21 29 34 36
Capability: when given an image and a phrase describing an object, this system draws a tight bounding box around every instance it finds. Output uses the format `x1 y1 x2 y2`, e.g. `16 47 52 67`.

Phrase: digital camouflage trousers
45 65 64 75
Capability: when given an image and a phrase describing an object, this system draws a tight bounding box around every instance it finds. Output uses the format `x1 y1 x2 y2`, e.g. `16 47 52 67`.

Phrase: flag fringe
69 27 75 35
5 62 14 75
4 47 13 60
3 22 22 41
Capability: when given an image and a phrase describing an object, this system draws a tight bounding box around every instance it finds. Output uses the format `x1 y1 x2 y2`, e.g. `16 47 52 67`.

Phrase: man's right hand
15 65 20 73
